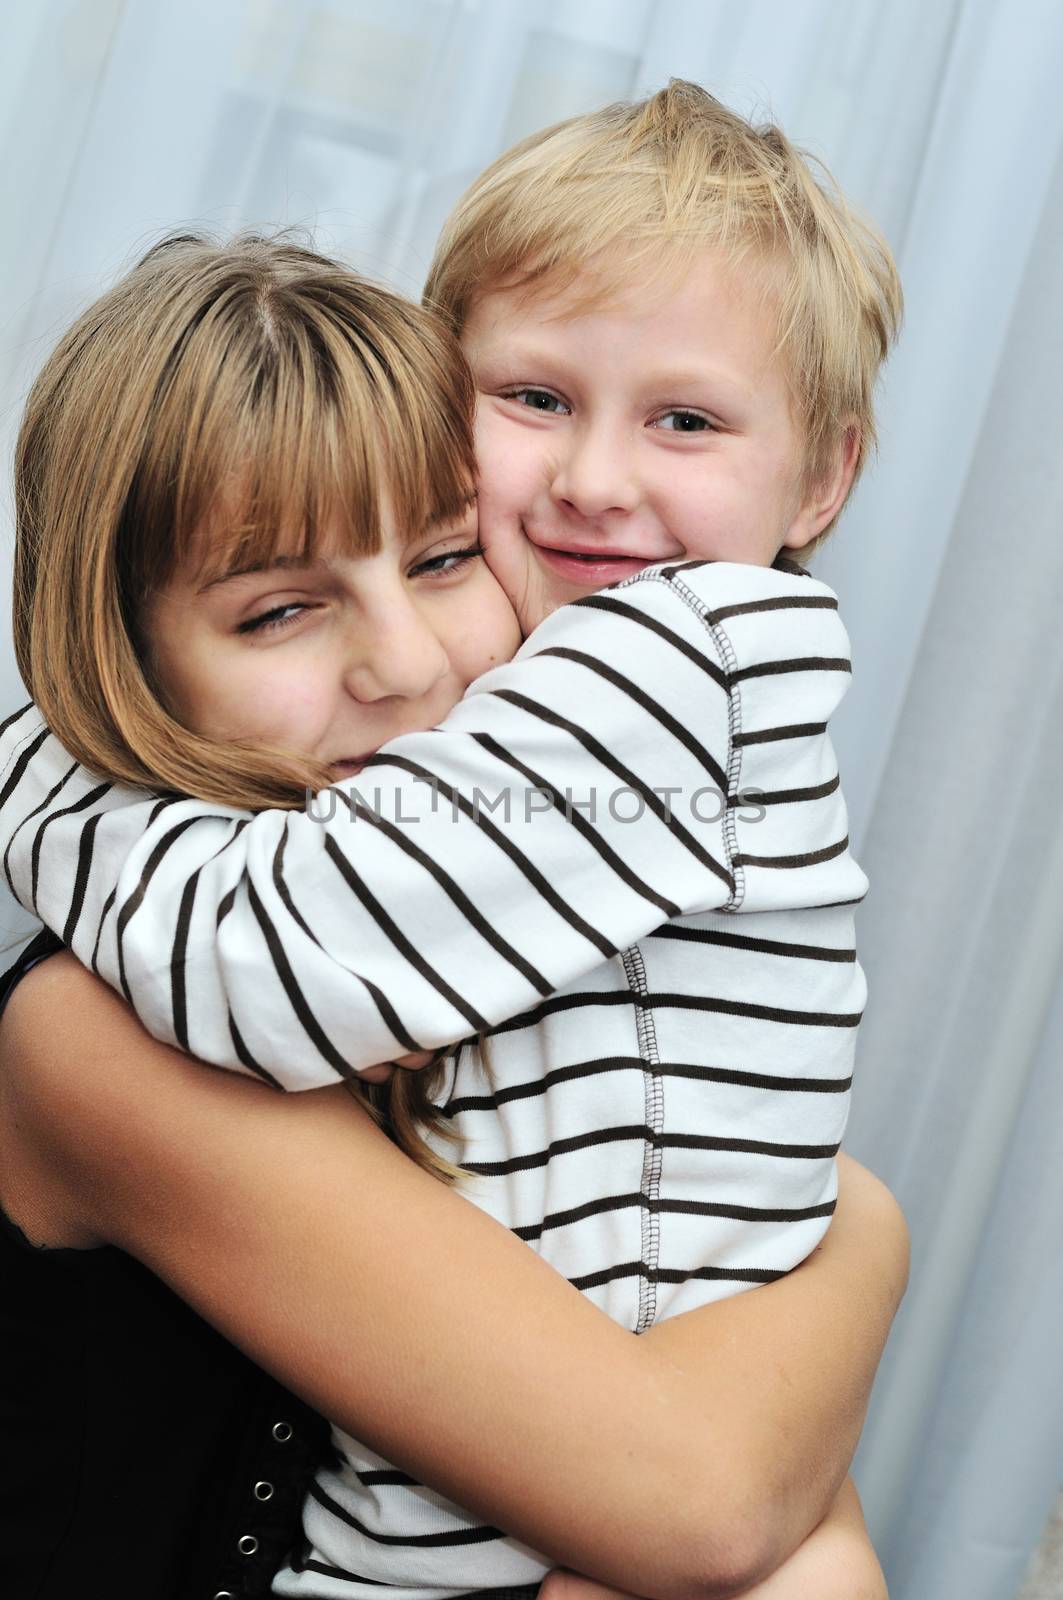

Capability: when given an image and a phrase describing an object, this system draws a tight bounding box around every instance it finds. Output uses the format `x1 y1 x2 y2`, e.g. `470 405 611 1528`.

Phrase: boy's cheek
473 402 539 538
479 515 553 637
473 408 555 633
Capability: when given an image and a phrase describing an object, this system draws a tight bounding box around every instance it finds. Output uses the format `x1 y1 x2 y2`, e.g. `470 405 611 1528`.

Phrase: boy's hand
538 1574 629 1600
356 1049 439 1084
537 1477 886 1600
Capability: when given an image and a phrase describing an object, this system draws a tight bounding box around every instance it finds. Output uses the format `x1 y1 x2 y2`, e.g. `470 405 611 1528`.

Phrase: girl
0 236 903 1598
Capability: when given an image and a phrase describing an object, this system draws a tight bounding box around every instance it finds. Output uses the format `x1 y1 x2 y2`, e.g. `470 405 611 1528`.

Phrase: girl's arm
539 1478 887 1600
1 955 906 1600
0 562 863 1084
732 1479 886 1600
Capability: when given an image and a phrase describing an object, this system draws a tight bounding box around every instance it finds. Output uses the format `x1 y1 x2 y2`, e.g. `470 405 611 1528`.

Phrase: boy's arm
0 563 862 1085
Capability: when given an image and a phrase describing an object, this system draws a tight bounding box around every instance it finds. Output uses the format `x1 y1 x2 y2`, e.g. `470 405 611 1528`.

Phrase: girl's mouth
330 753 377 776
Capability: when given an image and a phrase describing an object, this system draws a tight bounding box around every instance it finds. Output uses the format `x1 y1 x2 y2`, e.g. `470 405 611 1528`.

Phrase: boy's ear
781 424 861 550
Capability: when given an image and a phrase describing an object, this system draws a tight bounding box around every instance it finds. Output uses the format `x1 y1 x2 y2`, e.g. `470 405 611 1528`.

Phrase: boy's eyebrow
475 339 752 402
643 367 750 397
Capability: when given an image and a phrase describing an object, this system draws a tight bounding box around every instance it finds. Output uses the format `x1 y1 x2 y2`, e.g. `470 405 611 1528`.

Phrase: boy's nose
341 598 450 703
550 424 639 518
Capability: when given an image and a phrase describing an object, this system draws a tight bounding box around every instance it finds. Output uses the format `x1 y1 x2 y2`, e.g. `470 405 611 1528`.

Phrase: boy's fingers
392 1049 444 1071
539 1572 636 1600
354 1062 395 1084
354 1048 448 1082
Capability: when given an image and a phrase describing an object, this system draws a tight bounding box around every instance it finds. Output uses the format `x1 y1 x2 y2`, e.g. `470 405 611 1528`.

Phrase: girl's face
143 500 520 774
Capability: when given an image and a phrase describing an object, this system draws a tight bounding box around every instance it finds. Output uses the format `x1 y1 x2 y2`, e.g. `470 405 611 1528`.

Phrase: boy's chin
512 559 643 635
513 583 560 638
481 522 650 636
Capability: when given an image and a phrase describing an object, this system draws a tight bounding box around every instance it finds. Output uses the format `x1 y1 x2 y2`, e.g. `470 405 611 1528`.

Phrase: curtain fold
2 4 1060 1593
841 126 1063 1591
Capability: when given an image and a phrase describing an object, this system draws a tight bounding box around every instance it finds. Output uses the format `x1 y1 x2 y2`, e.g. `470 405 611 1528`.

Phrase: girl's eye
505 387 570 416
237 602 309 635
652 409 716 433
409 542 484 580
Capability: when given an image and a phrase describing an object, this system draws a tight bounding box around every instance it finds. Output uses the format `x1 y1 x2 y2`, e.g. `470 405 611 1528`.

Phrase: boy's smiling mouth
534 545 655 584
525 531 676 588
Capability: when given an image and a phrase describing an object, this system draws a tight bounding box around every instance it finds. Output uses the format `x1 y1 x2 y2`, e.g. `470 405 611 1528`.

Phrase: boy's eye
409 542 484 579
505 387 570 416
652 409 716 433
237 602 310 635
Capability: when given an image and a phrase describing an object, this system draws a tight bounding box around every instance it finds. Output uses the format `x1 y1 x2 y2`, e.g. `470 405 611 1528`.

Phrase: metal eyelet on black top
253 1479 274 1501
212 1592 236 1599
237 1533 259 1556
271 1420 293 1442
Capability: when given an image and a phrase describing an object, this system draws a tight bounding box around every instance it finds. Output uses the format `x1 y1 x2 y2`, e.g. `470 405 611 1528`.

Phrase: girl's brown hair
14 232 475 1179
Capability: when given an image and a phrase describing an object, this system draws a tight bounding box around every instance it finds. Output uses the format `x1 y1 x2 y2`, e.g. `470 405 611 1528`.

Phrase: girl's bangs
163 294 477 592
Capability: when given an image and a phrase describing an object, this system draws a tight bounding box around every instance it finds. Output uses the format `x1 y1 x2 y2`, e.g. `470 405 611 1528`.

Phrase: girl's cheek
443 579 519 680
223 660 327 746
272 668 337 727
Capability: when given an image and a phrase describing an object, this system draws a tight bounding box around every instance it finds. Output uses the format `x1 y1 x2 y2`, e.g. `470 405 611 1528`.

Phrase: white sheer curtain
3 4 1062 1595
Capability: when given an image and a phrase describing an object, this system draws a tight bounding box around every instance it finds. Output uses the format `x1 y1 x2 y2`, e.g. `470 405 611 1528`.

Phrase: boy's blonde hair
14 233 475 1179
425 79 902 554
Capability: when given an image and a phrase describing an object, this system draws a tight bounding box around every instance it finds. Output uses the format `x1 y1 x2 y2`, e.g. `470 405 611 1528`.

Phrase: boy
427 77 899 636
0 83 899 1595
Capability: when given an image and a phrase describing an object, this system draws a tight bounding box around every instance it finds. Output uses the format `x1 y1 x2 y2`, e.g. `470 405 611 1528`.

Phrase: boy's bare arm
4 958 905 1600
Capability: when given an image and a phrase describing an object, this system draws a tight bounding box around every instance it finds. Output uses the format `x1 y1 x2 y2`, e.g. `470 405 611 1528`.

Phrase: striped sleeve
0 561 857 1086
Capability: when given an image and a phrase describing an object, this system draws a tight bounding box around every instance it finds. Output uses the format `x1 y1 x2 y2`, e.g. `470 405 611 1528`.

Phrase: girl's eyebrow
197 555 314 594
420 488 478 535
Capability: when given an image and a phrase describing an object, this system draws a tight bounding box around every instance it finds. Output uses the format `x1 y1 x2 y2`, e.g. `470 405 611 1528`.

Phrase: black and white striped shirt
0 559 867 1597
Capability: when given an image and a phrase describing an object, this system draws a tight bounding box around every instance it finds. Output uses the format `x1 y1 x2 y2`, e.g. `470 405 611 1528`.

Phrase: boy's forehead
463 245 788 390
462 247 812 460
467 240 781 335
467 252 677 328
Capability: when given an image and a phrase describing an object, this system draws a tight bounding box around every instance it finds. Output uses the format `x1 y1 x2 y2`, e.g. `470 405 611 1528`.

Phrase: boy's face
463 249 852 633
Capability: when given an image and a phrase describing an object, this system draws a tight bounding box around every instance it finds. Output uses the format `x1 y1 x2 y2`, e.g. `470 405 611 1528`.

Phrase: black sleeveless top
0 927 331 1600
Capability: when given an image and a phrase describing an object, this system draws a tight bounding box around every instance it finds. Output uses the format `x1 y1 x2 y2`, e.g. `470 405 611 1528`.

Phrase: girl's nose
342 593 450 703
550 422 640 519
